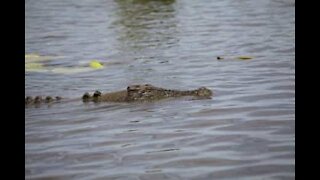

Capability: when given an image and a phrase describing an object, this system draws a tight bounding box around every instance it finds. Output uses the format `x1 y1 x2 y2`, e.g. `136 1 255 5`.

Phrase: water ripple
26 0 294 179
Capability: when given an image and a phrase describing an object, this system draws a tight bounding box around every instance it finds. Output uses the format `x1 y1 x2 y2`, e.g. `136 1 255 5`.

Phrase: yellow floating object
89 60 104 69
237 56 253 60
217 56 254 61
25 53 40 59
25 62 43 69
51 67 94 74
25 53 60 62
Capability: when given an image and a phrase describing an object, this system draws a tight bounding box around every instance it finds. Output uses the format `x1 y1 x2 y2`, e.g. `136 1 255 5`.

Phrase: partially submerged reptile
25 84 213 106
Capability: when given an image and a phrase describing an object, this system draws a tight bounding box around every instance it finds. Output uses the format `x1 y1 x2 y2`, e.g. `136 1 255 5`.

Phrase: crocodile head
125 84 213 101
193 87 213 97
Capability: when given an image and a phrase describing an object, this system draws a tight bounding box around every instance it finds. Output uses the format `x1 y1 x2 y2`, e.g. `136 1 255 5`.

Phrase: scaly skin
25 84 213 106
25 96 63 106
121 84 212 102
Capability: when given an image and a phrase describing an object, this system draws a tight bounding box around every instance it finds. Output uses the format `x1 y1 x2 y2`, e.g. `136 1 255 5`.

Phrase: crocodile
25 84 213 106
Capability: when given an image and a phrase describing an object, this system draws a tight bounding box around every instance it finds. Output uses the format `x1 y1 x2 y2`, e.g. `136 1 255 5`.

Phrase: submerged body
25 84 213 106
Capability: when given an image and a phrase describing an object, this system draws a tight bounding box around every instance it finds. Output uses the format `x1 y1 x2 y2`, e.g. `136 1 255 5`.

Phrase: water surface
25 0 295 179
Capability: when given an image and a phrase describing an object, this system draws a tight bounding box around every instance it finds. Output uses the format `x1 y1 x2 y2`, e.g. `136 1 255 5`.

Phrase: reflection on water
25 0 294 179
113 0 178 52
111 0 180 84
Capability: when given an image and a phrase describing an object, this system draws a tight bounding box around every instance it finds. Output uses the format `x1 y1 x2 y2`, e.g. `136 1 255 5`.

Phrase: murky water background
25 0 295 179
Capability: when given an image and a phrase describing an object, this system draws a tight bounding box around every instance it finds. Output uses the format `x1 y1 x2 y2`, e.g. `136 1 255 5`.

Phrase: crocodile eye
45 96 52 101
93 91 102 97
82 92 91 100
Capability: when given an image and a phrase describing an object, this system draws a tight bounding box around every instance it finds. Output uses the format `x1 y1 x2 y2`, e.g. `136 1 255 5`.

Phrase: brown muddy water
25 0 295 179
